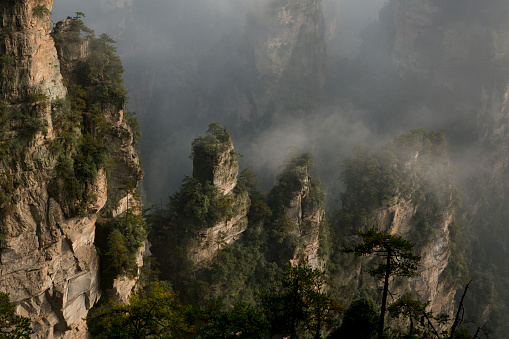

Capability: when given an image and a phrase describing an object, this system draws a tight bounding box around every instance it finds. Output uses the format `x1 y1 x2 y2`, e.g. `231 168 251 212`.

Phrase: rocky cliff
0 1 143 338
268 153 326 269
149 124 251 292
187 124 250 265
236 0 327 122
363 2 509 335
330 130 458 321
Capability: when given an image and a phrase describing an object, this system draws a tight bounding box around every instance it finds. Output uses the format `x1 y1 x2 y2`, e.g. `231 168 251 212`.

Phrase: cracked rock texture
0 1 143 337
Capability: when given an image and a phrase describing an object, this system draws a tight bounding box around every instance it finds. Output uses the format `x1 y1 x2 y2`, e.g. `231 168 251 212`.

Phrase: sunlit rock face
373 193 455 317
284 169 325 269
329 133 458 332
0 0 66 103
0 1 142 337
193 139 239 196
189 130 250 264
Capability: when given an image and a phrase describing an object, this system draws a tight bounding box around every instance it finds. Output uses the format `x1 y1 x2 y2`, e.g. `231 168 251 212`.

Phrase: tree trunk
378 249 391 339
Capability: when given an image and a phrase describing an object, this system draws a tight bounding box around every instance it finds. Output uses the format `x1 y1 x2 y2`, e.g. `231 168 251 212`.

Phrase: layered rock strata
0 1 143 338
285 170 325 269
189 127 250 264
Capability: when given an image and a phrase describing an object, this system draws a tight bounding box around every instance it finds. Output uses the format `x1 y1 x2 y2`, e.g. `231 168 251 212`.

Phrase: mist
49 0 498 225
52 0 390 205
49 1 509 337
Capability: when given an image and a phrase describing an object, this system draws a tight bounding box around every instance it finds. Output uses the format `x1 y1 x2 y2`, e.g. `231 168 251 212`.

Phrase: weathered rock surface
268 156 326 269
189 191 250 264
189 129 250 265
0 1 143 337
0 0 66 103
193 138 238 196
285 173 325 269
373 195 455 316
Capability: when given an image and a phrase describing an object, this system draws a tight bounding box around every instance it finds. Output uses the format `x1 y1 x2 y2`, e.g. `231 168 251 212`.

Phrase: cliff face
331 130 457 321
267 154 326 269
373 190 455 315
0 1 143 338
0 0 66 102
234 0 327 122
188 126 250 265
376 1 509 334
283 170 325 269
389 0 501 90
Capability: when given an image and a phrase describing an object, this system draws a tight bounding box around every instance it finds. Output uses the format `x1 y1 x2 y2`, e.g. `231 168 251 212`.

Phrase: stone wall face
0 1 143 337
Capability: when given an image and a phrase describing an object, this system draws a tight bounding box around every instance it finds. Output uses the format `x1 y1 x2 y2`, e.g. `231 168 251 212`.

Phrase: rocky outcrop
0 1 143 338
189 191 250 264
268 154 326 269
189 125 250 265
236 0 327 122
332 130 457 323
388 0 497 90
377 2 509 333
285 172 325 269
373 194 455 316
192 135 238 196
0 0 66 103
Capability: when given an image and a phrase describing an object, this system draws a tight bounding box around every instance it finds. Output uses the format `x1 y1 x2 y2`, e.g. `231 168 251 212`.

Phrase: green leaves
87 282 193 338
345 227 421 339
0 292 34 339
260 260 343 338
197 300 270 339
346 227 421 279
169 177 234 229
98 210 147 279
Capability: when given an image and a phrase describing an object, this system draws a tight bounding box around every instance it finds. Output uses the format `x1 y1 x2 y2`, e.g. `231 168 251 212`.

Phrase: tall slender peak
192 123 239 196
238 0 327 121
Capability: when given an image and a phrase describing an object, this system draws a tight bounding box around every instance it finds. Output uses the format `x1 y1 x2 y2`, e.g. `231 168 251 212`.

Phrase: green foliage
196 300 270 339
235 168 258 194
269 153 315 216
169 177 234 229
260 260 343 339
125 111 141 146
339 145 400 218
87 282 193 338
346 227 421 279
15 114 47 140
338 129 452 225
247 193 272 225
345 227 421 339
331 297 379 339
0 55 15 80
97 210 147 279
191 123 233 159
0 292 34 338
27 93 49 103
47 17 137 216
329 129 459 307
387 294 436 338
32 5 50 19
303 178 326 211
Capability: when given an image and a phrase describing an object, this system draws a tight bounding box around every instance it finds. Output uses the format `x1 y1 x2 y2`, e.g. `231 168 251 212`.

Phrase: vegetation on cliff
49 18 131 216
0 292 34 338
